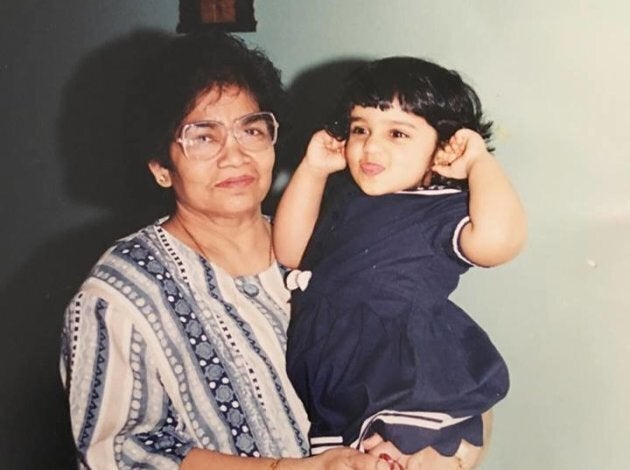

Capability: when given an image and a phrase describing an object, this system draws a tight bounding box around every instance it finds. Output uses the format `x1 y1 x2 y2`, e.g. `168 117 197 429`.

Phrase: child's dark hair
326 56 493 148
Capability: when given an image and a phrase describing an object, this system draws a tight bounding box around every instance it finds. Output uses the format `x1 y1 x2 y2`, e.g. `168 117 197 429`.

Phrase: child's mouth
360 162 384 176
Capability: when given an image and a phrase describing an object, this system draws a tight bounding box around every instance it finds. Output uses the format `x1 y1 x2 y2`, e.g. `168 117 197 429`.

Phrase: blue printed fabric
61 221 310 469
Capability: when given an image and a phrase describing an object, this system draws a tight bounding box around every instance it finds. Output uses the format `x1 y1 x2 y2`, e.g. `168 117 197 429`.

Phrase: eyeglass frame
175 111 279 161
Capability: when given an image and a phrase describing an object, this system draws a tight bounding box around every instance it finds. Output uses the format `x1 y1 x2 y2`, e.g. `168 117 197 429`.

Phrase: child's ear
432 142 454 167
421 168 433 187
435 134 465 166
418 143 447 188
148 160 173 188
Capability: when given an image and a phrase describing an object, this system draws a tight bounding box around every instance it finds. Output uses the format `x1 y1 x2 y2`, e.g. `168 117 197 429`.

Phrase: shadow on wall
58 30 175 222
0 30 367 467
264 57 368 214
0 30 173 469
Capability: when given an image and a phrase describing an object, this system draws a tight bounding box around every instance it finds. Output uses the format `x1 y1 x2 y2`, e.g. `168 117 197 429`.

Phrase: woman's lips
215 175 255 188
360 162 384 176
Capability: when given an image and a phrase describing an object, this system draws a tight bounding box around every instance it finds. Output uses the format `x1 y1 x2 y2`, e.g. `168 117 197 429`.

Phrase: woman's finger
361 433 384 451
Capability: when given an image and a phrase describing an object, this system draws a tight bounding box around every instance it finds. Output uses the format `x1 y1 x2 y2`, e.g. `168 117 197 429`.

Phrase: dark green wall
3 2 629 469
0 3 176 467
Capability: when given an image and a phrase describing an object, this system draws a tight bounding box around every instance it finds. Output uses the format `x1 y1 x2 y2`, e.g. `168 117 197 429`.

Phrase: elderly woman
60 33 390 470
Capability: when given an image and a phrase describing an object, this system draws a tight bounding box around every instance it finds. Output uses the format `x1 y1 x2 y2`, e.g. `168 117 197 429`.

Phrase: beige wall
2 1 627 467
243 1 630 468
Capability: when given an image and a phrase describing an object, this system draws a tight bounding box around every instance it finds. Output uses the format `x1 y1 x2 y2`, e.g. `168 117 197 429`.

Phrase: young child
273 57 526 469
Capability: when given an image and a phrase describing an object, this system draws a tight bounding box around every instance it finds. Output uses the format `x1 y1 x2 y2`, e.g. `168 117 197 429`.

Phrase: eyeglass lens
182 112 277 160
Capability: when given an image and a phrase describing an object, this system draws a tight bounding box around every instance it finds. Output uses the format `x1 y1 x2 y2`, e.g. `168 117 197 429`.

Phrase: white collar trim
395 186 463 196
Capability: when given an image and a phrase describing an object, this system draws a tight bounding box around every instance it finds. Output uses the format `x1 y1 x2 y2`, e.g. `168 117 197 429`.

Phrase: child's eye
350 126 368 135
391 129 409 138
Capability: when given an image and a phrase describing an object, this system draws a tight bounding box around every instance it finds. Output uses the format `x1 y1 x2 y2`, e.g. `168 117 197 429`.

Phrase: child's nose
363 134 383 154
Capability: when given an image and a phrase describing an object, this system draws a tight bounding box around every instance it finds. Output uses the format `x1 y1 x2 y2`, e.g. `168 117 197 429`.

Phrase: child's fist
303 129 347 176
431 129 489 180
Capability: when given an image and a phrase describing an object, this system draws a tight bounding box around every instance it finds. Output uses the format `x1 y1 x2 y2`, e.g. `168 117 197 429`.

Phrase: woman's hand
403 447 465 470
308 447 394 470
182 447 392 470
303 130 347 177
362 434 404 469
362 433 484 469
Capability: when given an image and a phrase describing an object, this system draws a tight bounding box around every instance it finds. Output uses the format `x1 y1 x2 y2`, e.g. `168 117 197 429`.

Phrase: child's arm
432 129 527 267
273 130 347 268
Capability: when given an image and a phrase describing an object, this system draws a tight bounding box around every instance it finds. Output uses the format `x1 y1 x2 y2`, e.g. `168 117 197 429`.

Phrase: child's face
345 101 439 195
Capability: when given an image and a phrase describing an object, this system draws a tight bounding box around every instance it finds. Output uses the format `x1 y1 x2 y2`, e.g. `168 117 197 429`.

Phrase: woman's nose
216 134 249 166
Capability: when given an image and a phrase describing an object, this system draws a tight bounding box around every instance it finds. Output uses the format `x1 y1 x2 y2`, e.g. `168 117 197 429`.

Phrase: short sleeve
60 284 194 469
423 192 477 267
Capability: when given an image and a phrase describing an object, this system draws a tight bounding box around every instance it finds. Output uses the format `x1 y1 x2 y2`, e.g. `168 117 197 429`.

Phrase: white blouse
60 223 310 469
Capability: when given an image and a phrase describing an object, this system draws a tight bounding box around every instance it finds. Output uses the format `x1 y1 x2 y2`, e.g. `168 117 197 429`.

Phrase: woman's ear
148 160 173 188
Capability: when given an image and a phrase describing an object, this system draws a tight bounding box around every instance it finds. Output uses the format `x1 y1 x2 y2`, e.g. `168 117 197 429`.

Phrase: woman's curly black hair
125 32 286 168
326 56 493 149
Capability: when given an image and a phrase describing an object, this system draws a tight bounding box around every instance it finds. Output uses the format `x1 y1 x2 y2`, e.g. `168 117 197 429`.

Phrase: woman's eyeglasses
176 111 279 161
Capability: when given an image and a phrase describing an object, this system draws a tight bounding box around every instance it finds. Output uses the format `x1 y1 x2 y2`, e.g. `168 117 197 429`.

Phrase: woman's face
150 86 275 219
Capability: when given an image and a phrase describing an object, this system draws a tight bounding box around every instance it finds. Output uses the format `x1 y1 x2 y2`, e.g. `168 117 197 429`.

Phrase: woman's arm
181 447 386 470
273 131 347 268
61 285 193 469
62 286 386 470
432 129 527 267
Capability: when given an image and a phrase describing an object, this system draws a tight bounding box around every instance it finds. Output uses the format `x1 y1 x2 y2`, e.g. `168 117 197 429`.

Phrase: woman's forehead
186 86 259 122
195 85 254 108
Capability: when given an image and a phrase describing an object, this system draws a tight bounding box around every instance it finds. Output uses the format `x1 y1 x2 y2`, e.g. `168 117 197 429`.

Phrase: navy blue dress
285 179 509 456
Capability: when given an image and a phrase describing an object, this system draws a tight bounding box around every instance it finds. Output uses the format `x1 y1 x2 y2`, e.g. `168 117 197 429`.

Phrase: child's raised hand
303 129 347 177
431 128 489 180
